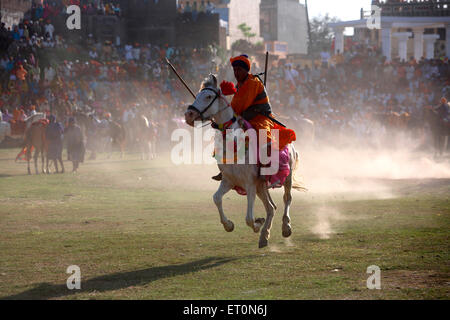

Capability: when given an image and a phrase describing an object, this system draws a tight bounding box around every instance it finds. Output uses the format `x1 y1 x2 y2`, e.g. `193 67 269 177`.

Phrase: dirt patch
382 270 449 289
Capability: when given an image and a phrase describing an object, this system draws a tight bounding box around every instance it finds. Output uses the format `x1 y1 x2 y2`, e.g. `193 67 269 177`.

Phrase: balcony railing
374 0 450 16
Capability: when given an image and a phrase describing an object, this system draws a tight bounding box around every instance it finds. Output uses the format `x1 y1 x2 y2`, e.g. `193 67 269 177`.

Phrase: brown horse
22 121 48 175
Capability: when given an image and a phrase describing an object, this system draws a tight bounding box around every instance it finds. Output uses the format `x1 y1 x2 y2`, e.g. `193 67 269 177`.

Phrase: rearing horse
184 75 304 248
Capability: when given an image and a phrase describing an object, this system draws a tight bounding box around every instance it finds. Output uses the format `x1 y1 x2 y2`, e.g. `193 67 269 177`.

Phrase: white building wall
228 0 262 48
0 0 32 29
277 0 308 54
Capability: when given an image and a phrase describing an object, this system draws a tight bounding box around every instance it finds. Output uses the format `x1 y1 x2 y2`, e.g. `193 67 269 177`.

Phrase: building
78 0 219 48
329 1 450 61
0 0 31 29
119 0 177 44
260 0 308 55
178 0 262 50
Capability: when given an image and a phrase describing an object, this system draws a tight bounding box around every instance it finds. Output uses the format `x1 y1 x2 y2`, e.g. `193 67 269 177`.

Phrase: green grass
0 149 448 300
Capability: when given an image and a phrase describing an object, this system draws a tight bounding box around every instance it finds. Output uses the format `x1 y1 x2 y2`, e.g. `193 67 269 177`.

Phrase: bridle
187 87 222 123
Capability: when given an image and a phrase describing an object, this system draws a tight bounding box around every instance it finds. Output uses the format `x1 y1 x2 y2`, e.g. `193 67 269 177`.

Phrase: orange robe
231 74 296 150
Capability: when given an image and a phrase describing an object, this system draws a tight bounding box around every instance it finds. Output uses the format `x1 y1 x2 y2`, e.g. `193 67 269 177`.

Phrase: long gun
262 52 286 128
264 51 269 87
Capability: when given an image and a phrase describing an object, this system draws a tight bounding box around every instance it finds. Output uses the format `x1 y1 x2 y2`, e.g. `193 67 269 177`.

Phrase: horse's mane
200 74 217 91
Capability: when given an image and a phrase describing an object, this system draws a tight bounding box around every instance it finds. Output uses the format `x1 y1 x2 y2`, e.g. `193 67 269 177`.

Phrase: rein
188 87 220 122
188 87 235 129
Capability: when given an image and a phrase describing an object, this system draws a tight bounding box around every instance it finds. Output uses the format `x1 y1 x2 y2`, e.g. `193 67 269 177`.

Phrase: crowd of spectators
0 3 219 145
178 1 216 14
0 1 449 148
29 1 122 19
247 47 450 142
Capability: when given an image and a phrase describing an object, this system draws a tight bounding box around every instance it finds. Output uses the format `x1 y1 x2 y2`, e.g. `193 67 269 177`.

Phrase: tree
231 23 263 55
309 14 340 57
237 23 256 42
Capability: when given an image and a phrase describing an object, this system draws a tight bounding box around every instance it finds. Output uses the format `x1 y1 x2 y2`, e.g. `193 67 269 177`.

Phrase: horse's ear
210 74 218 88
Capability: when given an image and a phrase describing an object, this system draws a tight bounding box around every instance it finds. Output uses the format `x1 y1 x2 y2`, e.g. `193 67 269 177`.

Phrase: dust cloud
293 132 450 240
296 135 450 198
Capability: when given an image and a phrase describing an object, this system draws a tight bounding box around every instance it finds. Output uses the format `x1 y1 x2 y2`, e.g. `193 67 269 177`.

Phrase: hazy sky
306 0 373 21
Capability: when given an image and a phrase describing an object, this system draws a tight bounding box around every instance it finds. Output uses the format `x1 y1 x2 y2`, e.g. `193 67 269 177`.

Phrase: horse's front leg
27 156 31 175
41 150 46 174
245 185 264 233
34 150 39 175
46 156 50 174
256 183 275 248
213 180 234 232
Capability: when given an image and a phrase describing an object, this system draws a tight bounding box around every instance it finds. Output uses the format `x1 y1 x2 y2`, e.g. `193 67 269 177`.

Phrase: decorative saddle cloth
213 118 292 196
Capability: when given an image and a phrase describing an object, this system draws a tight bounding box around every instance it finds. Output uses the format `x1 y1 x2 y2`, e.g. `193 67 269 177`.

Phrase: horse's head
185 74 222 127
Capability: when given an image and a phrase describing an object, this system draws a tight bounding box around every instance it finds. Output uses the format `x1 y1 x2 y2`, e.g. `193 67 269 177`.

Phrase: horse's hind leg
120 141 125 159
26 148 31 175
59 157 65 173
34 150 39 175
282 171 294 238
256 184 275 248
153 138 157 159
41 150 46 174
46 156 50 174
213 180 234 232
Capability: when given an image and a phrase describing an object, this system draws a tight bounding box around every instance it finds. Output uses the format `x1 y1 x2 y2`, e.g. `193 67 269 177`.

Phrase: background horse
285 116 315 148
129 114 158 159
23 120 48 175
74 111 125 159
130 115 156 160
424 106 450 157
185 74 304 248
74 111 97 159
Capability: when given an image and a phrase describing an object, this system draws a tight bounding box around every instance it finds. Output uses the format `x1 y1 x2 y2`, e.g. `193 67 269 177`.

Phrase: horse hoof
253 218 265 233
282 224 292 238
259 239 268 248
224 221 234 232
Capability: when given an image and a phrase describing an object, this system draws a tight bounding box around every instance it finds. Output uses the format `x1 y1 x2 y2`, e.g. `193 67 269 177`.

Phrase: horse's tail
291 147 308 192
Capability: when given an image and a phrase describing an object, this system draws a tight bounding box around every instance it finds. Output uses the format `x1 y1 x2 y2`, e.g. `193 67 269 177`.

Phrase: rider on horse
212 54 296 181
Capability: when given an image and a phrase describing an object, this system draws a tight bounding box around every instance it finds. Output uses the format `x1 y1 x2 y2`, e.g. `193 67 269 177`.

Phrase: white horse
184 74 304 248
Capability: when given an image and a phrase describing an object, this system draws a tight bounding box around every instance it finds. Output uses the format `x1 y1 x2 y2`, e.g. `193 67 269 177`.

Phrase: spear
165 58 196 99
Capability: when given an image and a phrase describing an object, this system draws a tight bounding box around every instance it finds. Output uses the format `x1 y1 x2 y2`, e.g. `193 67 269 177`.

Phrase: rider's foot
212 172 223 181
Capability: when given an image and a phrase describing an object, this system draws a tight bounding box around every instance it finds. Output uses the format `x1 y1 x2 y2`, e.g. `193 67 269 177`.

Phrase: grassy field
0 147 448 300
